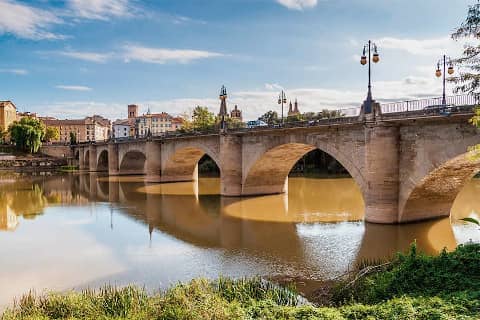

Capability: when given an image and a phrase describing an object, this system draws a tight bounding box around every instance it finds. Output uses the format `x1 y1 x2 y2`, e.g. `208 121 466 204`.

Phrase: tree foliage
8 118 45 153
451 2 480 96
258 110 279 125
453 4 480 158
179 106 217 132
44 127 59 142
69 132 77 145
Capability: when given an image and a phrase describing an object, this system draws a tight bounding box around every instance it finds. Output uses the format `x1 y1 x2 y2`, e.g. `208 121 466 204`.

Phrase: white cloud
67 0 134 20
55 85 92 91
122 45 224 64
35 73 449 122
276 0 317 10
377 37 463 56
264 83 284 91
0 68 28 75
0 0 64 40
57 50 112 63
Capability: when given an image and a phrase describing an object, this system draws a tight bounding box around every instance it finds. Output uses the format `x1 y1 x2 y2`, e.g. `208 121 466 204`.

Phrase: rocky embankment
0 154 68 171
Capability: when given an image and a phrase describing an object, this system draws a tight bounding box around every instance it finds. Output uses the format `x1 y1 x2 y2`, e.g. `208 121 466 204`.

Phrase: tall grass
2 244 480 319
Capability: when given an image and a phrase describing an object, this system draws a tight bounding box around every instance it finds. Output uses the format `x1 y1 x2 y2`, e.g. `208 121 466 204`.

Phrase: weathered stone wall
40 145 73 158
398 118 480 222
161 135 220 182
241 125 367 197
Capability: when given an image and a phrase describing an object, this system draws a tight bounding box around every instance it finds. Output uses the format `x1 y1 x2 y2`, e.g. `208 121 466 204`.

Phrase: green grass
2 244 480 319
57 165 78 172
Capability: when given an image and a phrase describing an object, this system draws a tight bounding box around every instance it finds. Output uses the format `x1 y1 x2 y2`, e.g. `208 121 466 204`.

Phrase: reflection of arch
162 147 222 182
119 151 146 175
400 152 480 222
242 143 366 198
84 150 90 169
97 150 109 172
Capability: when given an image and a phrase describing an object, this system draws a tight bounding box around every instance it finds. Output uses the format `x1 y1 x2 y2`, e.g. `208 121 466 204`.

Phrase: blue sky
0 0 474 120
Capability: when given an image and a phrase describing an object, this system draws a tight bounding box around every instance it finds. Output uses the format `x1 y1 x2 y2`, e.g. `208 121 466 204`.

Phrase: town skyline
0 0 473 121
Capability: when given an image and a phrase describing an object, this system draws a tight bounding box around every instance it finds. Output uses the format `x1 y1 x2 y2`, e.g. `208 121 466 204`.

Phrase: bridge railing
380 94 477 114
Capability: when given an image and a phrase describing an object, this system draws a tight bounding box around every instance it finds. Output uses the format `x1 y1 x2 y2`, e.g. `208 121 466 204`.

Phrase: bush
333 242 480 304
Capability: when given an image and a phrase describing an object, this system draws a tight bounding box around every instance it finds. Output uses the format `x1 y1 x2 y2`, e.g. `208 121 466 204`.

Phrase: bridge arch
242 142 367 199
400 151 480 222
398 122 480 223
119 150 147 175
161 146 221 182
97 150 109 172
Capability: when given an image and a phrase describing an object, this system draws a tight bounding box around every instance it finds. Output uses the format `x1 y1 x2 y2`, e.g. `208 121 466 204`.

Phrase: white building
112 119 131 138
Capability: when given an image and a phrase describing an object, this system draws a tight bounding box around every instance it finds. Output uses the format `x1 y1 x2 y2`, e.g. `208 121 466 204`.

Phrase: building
171 117 184 130
0 101 17 132
42 115 111 143
135 110 177 137
112 119 131 138
288 99 300 117
230 105 242 121
16 111 37 120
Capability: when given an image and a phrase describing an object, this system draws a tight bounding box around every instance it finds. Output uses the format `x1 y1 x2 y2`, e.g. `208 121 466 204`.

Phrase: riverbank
2 243 479 319
0 154 67 171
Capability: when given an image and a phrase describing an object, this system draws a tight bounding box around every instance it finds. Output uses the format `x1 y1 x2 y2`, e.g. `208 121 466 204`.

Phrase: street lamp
360 40 380 114
278 90 287 125
435 55 454 106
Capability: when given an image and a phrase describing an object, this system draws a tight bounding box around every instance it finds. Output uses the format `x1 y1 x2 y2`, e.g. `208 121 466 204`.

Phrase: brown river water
0 173 479 307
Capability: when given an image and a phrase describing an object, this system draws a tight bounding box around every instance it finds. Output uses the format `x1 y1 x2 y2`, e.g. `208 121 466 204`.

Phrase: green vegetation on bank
2 243 479 320
58 165 79 172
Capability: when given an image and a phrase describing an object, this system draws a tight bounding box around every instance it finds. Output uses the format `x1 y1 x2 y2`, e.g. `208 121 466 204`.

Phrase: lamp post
360 40 380 114
435 55 454 106
278 90 287 125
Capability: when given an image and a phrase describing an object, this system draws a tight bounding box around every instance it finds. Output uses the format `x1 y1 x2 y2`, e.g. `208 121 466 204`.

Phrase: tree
44 127 59 143
451 3 480 96
69 132 77 145
258 110 279 125
177 106 217 132
286 113 304 122
8 117 45 153
452 3 480 159
192 106 216 130
318 109 344 119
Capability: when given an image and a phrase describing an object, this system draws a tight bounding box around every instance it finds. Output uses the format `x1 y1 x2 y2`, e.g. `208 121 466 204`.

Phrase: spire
288 101 293 113
294 99 299 113
147 107 151 115
219 85 228 117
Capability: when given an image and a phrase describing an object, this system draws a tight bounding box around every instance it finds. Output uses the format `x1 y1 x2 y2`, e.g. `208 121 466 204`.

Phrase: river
0 173 479 307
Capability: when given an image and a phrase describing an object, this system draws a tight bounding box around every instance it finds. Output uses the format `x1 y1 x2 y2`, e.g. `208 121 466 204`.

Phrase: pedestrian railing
380 94 477 114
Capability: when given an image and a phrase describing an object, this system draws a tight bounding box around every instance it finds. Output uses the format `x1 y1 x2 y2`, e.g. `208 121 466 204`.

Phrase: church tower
230 105 242 121
293 99 300 114
219 85 228 130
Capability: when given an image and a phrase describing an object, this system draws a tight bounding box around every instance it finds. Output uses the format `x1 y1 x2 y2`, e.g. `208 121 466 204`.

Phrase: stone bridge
74 107 480 224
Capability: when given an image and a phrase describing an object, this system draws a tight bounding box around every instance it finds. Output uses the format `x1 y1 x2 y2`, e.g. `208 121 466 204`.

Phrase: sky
0 0 475 121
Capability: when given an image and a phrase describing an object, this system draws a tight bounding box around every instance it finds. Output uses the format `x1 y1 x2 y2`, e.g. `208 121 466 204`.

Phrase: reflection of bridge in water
74 94 480 224
1 173 471 296
75 174 461 275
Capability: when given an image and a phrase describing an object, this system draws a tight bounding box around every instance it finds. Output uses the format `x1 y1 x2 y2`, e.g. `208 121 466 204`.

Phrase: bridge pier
78 146 87 170
108 143 119 175
364 124 400 224
146 141 162 182
88 145 98 172
220 135 243 196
